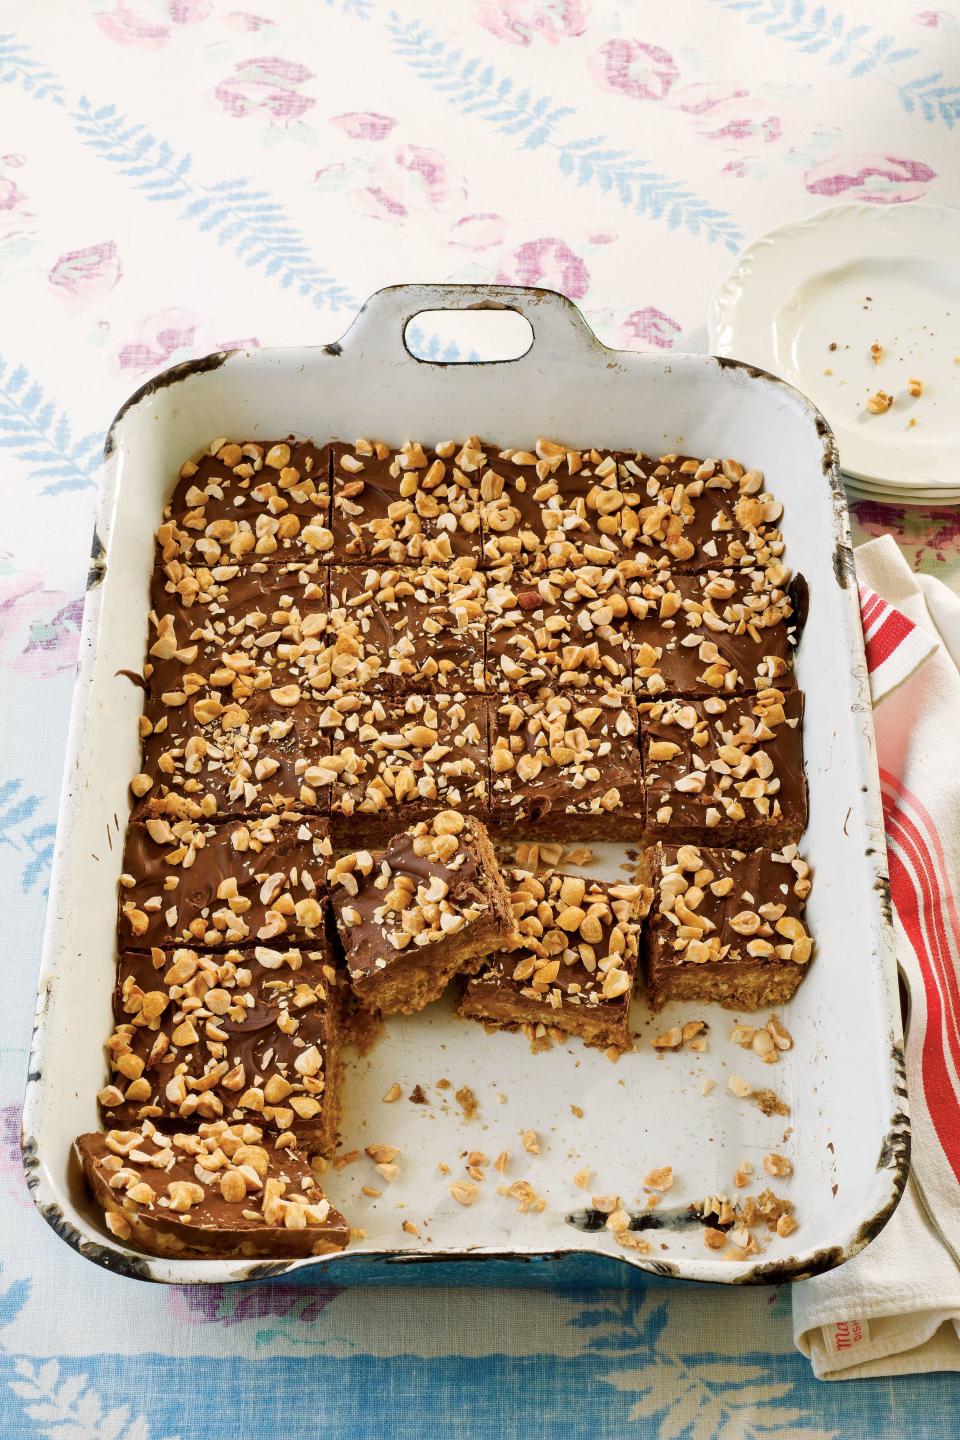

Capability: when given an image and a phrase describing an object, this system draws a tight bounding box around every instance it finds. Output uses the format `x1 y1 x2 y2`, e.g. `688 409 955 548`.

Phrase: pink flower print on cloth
805 153 937 203
49 242 122 302
95 0 211 48
214 57 315 123
331 112 398 142
496 237 590 299
589 39 678 102
619 306 681 350
359 145 467 222
473 0 588 46
116 308 259 376
448 214 507 250
0 577 83 680
672 82 782 148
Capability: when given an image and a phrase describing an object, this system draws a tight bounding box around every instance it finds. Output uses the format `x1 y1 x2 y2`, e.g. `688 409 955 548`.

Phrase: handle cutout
404 308 534 364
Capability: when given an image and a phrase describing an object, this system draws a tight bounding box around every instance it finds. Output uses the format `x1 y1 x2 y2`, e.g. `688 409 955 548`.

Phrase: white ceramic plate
709 204 960 502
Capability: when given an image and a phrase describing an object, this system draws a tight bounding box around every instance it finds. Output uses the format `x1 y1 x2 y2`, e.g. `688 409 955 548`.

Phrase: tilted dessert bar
640 841 813 1011
459 869 650 1052
330 812 516 1015
76 1120 349 1258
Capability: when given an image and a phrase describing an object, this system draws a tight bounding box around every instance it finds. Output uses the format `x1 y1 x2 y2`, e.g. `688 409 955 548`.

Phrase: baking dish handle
335 283 606 367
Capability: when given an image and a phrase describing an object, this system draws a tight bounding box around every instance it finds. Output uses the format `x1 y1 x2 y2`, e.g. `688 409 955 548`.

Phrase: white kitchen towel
793 534 960 1379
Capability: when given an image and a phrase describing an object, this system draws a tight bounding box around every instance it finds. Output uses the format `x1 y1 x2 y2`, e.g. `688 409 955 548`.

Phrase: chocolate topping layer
156 439 332 568
489 689 643 831
118 813 331 950
100 946 338 1140
331 439 483 564
485 564 632 693
640 689 806 844
328 560 486 692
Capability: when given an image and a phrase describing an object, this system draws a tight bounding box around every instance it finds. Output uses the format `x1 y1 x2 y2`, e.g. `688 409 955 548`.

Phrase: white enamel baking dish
23 284 908 1287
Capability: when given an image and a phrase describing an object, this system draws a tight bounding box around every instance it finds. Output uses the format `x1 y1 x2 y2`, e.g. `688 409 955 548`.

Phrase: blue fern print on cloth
0 780 55 895
386 15 745 251
0 35 66 106
0 356 102 496
716 1 960 126
72 101 358 311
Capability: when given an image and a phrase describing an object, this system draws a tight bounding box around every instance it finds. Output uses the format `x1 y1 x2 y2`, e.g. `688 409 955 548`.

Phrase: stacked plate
709 203 960 506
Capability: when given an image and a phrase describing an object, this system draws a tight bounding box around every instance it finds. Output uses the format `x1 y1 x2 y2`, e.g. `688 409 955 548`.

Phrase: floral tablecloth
2 2 959 1435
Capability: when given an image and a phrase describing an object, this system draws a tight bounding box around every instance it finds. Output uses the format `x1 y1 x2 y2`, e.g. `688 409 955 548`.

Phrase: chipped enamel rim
23 284 909 1286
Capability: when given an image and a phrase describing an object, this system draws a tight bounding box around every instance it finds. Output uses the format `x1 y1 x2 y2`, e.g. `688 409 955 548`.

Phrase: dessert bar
615 452 785 574
328 560 486 692
459 869 649 1051
640 841 813 1010
639 689 805 847
118 813 331 951
485 564 633 693
156 439 332 567
146 557 334 705
134 692 335 821
99 944 342 1153
76 1120 349 1258
326 693 489 846
628 563 797 698
488 689 644 840
330 812 515 1014
331 438 483 564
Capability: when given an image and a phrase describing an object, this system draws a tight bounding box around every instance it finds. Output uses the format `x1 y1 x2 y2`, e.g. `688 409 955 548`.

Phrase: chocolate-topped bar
155 439 332 568
134 692 335 821
118 813 331 950
331 438 483 565
640 841 813 1010
488 689 644 840
459 870 649 1051
330 812 516 1014
616 453 785 573
327 560 486 692
627 563 797 698
640 689 806 847
146 557 334 705
325 693 489 846
485 565 632 693
480 439 643 570
76 1120 349 1257
99 944 342 1152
